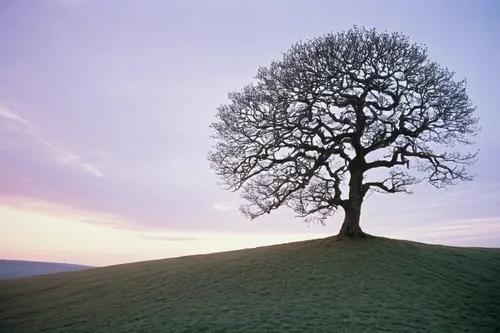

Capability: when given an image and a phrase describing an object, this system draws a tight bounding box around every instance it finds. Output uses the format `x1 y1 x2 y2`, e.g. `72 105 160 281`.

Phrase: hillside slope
1 237 499 332
0 260 92 279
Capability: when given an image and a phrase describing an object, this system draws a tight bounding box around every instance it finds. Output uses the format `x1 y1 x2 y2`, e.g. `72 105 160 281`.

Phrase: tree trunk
337 165 367 238
338 198 366 238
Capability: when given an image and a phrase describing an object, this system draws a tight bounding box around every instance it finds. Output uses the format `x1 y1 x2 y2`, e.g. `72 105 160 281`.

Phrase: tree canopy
208 26 479 238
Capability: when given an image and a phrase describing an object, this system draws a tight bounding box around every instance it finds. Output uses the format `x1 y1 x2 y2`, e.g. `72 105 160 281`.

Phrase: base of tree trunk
336 231 370 239
318 233 373 245
336 221 369 239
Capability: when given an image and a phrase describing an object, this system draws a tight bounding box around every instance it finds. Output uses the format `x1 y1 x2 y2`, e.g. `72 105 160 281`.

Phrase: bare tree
208 26 479 238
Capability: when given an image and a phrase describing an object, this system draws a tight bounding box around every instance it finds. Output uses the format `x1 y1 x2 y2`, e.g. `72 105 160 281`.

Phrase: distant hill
0 260 93 279
1 237 499 332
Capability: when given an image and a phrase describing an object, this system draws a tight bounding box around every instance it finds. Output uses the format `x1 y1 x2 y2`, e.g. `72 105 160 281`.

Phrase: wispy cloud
371 216 500 245
52 149 105 177
0 105 106 177
0 106 30 126
0 196 138 229
212 201 239 212
139 235 199 242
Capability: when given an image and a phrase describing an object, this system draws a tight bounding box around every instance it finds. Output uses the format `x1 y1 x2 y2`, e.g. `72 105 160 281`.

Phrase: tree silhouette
208 26 479 238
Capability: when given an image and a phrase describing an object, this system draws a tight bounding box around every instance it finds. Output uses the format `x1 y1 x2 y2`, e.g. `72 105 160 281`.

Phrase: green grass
1 236 499 332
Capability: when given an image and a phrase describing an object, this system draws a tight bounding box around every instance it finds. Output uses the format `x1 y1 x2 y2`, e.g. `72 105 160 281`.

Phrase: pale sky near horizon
1 0 499 267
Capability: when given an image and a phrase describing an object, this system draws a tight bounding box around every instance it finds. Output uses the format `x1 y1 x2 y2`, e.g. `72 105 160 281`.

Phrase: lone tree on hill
208 26 479 238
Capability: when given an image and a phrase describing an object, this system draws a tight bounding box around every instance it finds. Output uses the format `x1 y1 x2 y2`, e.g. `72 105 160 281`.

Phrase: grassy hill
1 236 499 332
0 260 92 279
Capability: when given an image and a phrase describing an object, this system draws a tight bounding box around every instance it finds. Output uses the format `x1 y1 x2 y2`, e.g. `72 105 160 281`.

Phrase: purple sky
1 0 500 265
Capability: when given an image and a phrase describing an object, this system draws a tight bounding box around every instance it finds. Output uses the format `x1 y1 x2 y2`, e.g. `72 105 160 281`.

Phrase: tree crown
208 26 479 225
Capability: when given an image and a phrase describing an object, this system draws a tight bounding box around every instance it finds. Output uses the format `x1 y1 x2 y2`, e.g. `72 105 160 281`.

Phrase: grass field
1 236 499 332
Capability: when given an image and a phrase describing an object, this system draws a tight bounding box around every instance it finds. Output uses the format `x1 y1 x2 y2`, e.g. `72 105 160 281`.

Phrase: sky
0 0 499 266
